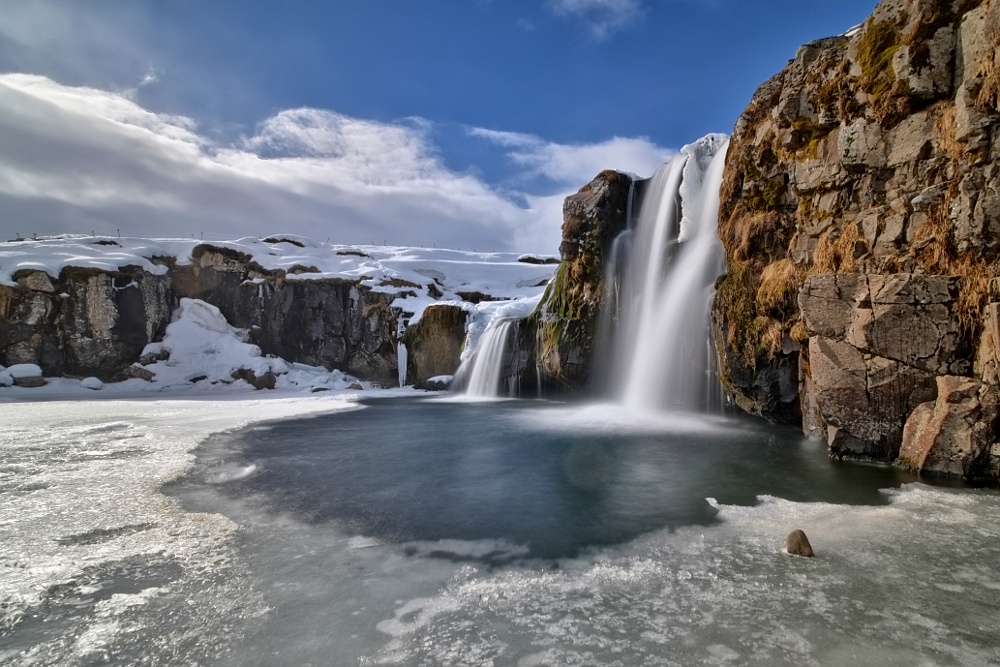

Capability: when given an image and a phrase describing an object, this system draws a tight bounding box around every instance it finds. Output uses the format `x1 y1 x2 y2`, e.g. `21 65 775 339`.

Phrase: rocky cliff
715 0 1000 477
0 244 400 385
531 170 631 394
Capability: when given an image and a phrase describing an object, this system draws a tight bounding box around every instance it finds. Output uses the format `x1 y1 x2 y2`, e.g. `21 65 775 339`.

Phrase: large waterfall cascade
454 134 729 406
604 134 730 413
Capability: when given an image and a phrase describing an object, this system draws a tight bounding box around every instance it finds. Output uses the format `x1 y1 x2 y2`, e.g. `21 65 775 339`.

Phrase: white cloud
469 127 673 186
548 0 643 40
0 75 676 254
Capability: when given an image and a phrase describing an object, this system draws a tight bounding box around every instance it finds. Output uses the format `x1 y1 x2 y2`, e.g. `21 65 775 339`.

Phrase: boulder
231 368 277 390
80 377 104 391
897 375 999 478
784 529 814 557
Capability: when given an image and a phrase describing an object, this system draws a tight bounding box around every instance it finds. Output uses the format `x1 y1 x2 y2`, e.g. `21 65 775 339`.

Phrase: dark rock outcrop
714 0 1000 471
1 266 172 380
0 245 404 386
531 170 631 393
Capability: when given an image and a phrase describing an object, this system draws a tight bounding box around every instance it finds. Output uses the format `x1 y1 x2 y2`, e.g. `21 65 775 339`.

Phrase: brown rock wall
714 0 1000 471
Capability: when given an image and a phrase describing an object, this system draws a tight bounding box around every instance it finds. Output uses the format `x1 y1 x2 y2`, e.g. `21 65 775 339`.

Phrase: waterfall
456 318 517 398
607 134 729 413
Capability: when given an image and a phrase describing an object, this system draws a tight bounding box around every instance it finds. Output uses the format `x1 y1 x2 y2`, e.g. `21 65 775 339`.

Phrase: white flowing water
609 134 729 413
458 318 516 398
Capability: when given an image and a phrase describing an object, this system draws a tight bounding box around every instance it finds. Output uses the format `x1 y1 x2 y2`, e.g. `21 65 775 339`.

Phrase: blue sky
0 0 877 252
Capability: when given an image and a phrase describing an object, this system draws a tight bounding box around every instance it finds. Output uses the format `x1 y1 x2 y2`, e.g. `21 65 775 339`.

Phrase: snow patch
80 377 104 391
138 298 353 393
6 364 42 379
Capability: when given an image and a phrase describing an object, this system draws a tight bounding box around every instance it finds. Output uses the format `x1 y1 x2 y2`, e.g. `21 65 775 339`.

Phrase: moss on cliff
532 169 631 392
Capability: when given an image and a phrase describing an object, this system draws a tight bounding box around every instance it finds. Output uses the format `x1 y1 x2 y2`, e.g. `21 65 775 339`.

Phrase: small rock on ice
784 529 814 557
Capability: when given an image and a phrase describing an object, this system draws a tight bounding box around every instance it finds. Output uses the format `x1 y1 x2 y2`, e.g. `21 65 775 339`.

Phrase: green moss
858 19 900 99
856 18 914 125
715 263 763 367
745 179 787 214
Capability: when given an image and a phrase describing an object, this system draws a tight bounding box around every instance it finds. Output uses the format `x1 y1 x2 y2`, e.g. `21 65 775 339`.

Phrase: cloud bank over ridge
0 74 672 253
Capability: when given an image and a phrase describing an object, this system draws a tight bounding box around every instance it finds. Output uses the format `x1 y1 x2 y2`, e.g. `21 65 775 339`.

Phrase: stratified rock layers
715 0 1000 477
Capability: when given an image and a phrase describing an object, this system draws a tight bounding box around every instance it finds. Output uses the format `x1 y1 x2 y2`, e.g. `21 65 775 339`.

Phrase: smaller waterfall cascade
457 318 518 398
607 134 730 413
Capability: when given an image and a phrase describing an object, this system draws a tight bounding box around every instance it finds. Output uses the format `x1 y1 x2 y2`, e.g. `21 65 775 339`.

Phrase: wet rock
785 529 814 557
414 376 452 391
348 382 364 391
231 368 277 390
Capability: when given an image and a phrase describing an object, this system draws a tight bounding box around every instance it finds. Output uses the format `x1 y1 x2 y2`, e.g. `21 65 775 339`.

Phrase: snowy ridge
0 234 557 325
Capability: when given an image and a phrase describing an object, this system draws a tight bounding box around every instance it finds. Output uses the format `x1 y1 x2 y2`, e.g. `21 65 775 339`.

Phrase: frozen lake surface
2 394 1000 666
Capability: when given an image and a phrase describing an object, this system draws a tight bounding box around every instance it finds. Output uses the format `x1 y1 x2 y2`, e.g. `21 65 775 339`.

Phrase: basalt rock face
0 267 173 380
532 170 631 394
402 304 469 387
898 374 999 478
236 279 399 387
715 0 1000 474
0 245 402 385
798 272 963 460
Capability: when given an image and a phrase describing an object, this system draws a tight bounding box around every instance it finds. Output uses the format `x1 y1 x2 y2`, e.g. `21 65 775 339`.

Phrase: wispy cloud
0 75 675 253
548 0 643 40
